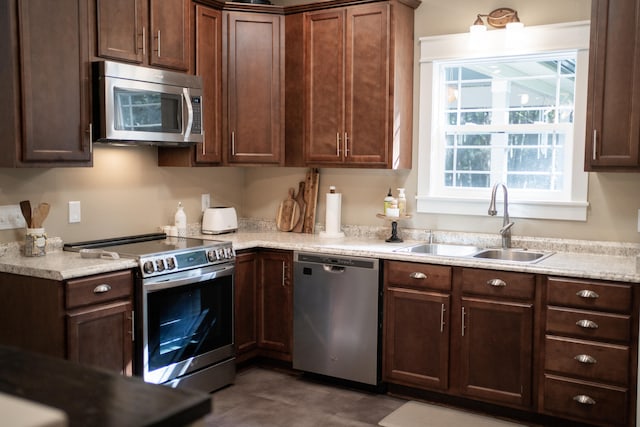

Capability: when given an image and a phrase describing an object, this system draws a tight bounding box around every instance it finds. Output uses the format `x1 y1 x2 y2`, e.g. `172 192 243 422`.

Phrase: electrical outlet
0 205 27 230
201 193 210 212
69 201 81 224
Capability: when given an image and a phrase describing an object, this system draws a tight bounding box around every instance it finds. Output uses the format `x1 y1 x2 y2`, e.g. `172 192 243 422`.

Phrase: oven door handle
143 264 234 292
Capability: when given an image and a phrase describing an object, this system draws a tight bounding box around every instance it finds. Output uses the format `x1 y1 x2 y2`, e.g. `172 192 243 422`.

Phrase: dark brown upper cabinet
585 0 640 171
94 0 192 72
285 0 419 169
0 0 92 167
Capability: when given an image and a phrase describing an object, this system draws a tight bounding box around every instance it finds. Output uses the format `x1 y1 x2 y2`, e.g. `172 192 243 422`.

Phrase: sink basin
472 248 554 263
395 243 483 257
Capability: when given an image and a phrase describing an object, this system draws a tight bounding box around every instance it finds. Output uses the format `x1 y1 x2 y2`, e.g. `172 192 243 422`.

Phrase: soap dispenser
397 188 407 216
174 202 187 237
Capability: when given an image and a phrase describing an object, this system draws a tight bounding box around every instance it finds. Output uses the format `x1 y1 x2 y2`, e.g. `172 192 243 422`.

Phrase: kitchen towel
320 191 345 238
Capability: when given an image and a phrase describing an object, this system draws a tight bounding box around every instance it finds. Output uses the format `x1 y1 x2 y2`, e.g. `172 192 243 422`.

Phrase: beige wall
2 0 639 245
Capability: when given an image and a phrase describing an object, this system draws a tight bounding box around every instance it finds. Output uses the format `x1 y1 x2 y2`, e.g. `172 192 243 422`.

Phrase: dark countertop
0 345 212 427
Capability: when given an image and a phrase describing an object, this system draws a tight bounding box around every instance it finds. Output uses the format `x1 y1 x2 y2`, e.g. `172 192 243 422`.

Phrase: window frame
416 22 591 221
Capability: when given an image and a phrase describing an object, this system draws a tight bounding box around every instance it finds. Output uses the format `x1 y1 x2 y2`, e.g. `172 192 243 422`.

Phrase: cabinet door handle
281 261 286 287
487 278 506 287
156 30 161 56
139 27 146 56
573 394 596 406
131 310 135 342
336 133 341 156
93 284 112 294
574 354 597 364
409 272 427 279
576 319 599 329
344 132 349 156
231 132 236 156
202 130 206 156
592 129 597 161
440 303 446 333
576 289 599 299
461 307 466 336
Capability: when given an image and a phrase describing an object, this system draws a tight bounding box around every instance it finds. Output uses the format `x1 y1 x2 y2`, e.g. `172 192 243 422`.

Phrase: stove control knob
155 259 165 272
207 250 216 262
225 247 233 258
216 248 224 260
166 257 176 270
143 261 155 274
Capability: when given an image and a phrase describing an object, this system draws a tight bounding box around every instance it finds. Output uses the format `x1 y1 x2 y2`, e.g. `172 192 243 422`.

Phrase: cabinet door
195 4 222 163
344 3 389 166
225 12 283 164
95 0 145 63
235 252 258 359
304 9 345 164
16 0 92 164
585 0 640 169
459 297 533 408
67 301 133 375
257 251 292 358
149 0 191 71
384 287 450 390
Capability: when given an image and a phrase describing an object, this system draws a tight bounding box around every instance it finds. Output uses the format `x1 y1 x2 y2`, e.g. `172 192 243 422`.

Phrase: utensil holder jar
24 228 46 257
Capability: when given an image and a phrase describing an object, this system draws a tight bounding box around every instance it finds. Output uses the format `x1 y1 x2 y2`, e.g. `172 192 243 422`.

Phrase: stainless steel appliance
92 60 203 146
293 252 382 387
64 233 235 392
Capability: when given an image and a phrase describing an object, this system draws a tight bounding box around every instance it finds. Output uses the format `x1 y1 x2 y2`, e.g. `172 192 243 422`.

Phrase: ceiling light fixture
469 8 524 33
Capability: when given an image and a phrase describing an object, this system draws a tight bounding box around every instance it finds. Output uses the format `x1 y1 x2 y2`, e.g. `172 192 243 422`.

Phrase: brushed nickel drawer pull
409 272 427 279
93 284 112 294
573 394 596 405
440 303 445 333
487 278 506 287
574 354 597 364
576 319 599 329
576 289 599 299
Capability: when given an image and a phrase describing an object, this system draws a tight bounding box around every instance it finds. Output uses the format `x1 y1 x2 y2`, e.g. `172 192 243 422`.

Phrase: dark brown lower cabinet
0 270 134 376
257 250 293 361
234 251 258 362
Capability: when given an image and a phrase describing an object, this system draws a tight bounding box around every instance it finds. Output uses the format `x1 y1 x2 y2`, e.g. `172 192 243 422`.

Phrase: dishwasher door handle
322 265 346 273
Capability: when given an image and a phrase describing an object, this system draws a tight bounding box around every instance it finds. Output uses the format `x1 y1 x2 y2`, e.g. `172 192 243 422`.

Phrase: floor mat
378 401 525 427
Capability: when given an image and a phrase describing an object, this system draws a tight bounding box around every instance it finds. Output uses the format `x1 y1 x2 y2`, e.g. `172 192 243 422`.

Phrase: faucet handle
500 222 515 235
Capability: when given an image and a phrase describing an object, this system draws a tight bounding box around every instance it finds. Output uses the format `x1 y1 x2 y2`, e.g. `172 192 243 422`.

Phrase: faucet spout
488 183 513 249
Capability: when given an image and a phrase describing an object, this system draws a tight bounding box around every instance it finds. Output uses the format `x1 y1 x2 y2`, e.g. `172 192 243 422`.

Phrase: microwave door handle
183 87 193 140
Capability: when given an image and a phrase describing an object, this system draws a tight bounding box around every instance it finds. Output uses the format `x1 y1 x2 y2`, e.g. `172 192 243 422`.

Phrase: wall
0 147 245 243
245 0 640 244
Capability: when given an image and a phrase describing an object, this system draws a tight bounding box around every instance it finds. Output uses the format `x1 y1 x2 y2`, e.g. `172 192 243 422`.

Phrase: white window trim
416 21 591 221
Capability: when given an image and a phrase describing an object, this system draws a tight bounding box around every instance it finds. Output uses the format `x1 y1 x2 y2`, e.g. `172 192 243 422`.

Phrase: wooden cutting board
276 188 301 232
302 168 319 234
292 181 306 232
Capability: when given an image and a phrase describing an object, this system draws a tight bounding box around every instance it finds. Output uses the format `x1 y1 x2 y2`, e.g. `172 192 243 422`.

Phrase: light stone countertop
1 230 639 283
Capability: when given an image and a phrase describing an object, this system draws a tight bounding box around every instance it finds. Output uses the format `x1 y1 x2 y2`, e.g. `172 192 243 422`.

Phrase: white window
416 22 591 221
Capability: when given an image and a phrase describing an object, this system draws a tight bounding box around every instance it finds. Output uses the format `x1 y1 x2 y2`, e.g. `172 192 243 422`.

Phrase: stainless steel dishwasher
293 251 381 386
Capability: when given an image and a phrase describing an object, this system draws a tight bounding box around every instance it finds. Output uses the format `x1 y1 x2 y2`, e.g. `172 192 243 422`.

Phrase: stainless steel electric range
64 233 235 392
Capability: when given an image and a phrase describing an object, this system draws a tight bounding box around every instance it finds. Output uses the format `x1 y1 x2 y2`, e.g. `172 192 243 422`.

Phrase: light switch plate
69 201 81 223
0 205 27 230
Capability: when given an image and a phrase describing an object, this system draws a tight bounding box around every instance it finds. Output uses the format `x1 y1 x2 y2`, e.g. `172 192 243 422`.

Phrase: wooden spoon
35 203 50 227
19 200 31 228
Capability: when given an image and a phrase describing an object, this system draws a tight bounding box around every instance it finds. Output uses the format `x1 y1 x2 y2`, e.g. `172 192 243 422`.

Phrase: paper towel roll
320 192 345 238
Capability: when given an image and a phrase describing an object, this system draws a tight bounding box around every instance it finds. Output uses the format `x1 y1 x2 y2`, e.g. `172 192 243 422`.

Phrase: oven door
139 263 234 385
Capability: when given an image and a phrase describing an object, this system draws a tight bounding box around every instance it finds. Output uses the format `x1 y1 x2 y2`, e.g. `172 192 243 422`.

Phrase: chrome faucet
488 183 514 249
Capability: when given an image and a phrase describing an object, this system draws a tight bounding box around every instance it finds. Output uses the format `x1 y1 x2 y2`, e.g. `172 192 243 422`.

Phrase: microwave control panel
191 96 202 134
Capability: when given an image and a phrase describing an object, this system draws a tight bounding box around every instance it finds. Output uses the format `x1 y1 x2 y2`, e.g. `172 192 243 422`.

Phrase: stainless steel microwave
92 61 203 147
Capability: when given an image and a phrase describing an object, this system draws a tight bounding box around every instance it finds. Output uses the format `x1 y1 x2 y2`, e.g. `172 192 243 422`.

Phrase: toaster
202 207 238 234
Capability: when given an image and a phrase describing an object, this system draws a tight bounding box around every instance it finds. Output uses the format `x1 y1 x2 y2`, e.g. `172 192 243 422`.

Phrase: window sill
416 196 588 221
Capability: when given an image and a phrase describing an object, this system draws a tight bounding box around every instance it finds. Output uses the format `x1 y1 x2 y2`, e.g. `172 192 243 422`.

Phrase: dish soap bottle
397 188 407 216
384 189 394 216
174 202 187 237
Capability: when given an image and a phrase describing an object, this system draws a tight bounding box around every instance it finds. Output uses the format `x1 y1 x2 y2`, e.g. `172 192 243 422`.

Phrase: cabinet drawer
543 374 628 426
546 306 631 343
460 268 535 300
545 336 629 385
66 270 133 309
547 277 632 313
385 261 451 291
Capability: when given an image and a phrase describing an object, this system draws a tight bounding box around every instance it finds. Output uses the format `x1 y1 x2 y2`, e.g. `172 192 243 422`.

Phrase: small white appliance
202 207 238 234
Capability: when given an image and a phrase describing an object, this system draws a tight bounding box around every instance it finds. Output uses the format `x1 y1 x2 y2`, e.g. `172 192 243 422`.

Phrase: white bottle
174 202 187 237
397 188 407 216
384 188 394 215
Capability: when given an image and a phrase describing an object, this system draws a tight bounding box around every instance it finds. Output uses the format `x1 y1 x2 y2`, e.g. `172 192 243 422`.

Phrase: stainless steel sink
471 248 554 263
395 243 483 257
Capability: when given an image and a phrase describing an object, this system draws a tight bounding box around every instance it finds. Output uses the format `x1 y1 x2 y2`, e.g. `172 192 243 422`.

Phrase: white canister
24 228 46 257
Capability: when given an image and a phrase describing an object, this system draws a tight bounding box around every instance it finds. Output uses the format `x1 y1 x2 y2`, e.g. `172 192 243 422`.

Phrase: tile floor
202 366 405 426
